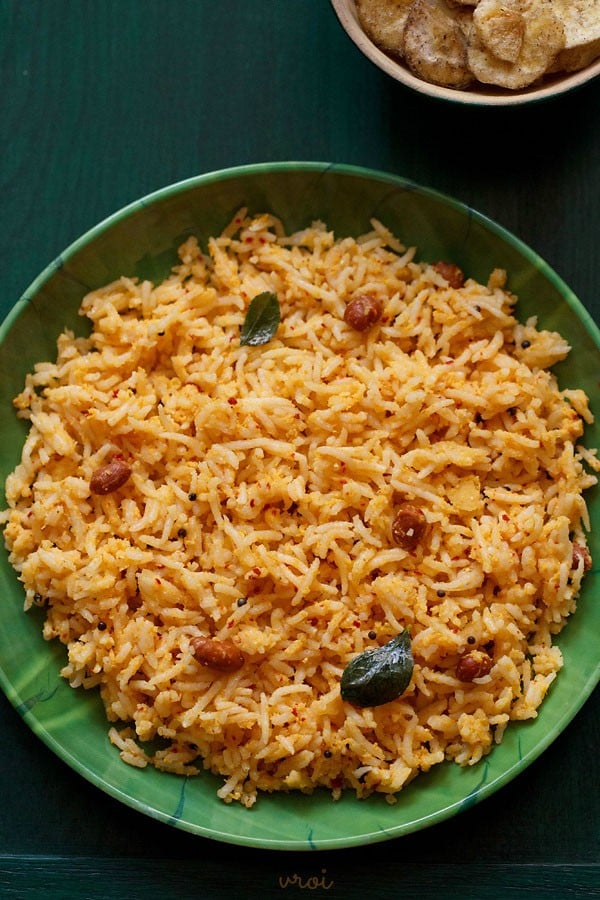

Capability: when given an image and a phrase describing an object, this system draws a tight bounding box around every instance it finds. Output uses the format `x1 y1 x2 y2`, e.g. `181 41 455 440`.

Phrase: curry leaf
240 291 280 346
341 629 413 708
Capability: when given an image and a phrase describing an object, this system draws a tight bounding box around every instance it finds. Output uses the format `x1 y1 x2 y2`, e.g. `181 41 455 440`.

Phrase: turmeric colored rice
2 210 598 807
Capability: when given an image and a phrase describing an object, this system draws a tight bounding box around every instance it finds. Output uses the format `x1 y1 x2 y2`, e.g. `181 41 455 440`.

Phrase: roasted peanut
343 294 383 331
391 504 427 550
127 593 143 612
572 543 592 572
433 261 465 289
190 636 245 672
456 650 493 682
89 458 132 494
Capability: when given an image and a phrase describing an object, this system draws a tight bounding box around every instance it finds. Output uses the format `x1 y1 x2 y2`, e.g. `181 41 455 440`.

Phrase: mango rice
2 210 598 807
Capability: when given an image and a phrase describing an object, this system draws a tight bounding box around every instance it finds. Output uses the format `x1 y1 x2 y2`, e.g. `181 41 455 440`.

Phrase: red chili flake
112 389 119 398
235 217 242 224
253 567 261 575
244 237 253 243
250 499 255 507
330 777 344 789
502 514 510 522
309 617 318 626
292 707 298 717
227 397 237 405
155 578 161 585
259 237 266 244
227 620 234 628
353 620 360 627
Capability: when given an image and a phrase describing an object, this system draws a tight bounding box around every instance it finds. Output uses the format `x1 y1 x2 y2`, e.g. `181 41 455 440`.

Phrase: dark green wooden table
1 2 598 897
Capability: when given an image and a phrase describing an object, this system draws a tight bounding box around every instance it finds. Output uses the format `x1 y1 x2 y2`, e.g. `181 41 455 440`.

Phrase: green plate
1 163 599 850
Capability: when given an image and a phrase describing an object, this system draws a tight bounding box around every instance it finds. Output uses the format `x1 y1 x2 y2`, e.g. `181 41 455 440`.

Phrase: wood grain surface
1 2 599 897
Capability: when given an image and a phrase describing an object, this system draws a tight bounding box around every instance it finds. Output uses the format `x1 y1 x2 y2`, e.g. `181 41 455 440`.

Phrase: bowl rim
330 0 600 107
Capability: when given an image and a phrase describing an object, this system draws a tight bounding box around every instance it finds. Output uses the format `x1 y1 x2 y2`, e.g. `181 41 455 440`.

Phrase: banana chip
468 0 565 90
356 0 413 57
404 0 473 88
548 0 600 73
473 2 525 64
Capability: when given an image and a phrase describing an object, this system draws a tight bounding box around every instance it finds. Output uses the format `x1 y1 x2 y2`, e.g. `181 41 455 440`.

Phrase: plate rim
1 161 599 851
